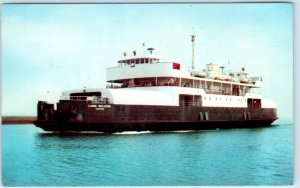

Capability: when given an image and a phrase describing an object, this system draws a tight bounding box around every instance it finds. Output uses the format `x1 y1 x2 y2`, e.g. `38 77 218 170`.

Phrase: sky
1 3 293 121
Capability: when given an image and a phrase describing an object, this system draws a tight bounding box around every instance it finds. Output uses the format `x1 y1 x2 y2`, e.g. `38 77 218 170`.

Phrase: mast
191 34 195 69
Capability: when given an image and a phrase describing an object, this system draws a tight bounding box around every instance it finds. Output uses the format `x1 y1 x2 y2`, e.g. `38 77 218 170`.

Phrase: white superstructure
61 46 276 109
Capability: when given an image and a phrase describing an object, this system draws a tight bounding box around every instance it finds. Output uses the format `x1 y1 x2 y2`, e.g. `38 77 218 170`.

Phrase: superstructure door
179 95 202 106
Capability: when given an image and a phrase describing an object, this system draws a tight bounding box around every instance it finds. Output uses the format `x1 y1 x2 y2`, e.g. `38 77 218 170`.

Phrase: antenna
191 27 195 69
142 42 145 55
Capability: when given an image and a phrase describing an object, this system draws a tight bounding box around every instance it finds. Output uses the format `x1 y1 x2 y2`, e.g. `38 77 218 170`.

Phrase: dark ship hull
34 100 277 133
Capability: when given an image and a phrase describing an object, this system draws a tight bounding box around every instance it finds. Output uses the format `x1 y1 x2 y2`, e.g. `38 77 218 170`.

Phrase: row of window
118 58 159 65
109 76 252 96
203 96 247 102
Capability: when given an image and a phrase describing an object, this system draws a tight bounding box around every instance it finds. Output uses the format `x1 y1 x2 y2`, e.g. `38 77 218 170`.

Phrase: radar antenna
220 66 225 74
147 47 155 54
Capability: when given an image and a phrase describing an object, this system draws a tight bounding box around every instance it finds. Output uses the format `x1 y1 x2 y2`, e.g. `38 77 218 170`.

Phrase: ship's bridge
107 55 188 83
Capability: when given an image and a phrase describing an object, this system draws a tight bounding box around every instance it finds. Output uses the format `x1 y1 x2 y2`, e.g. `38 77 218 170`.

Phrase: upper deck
106 51 262 95
107 60 188 81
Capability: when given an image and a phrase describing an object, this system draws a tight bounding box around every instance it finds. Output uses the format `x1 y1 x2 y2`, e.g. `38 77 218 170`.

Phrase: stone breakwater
2 116 36 124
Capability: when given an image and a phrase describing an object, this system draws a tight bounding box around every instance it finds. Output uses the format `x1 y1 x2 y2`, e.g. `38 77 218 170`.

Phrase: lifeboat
240 78 250 83
191 70 207 78
221 75 232 81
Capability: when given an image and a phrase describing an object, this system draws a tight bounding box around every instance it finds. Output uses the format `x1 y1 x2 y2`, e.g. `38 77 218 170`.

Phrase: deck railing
60 96 110 104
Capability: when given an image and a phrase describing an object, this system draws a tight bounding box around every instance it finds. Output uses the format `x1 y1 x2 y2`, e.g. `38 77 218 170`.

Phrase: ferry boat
34 36 278 133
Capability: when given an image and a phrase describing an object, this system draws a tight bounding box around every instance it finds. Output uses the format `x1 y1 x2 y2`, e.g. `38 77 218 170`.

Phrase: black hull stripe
35 118 277 133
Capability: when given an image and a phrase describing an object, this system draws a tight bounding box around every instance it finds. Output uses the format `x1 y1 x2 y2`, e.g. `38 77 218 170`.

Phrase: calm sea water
2 124 293 186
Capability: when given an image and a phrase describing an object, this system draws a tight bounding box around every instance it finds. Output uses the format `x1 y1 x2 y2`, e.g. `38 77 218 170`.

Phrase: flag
172 63 180 70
